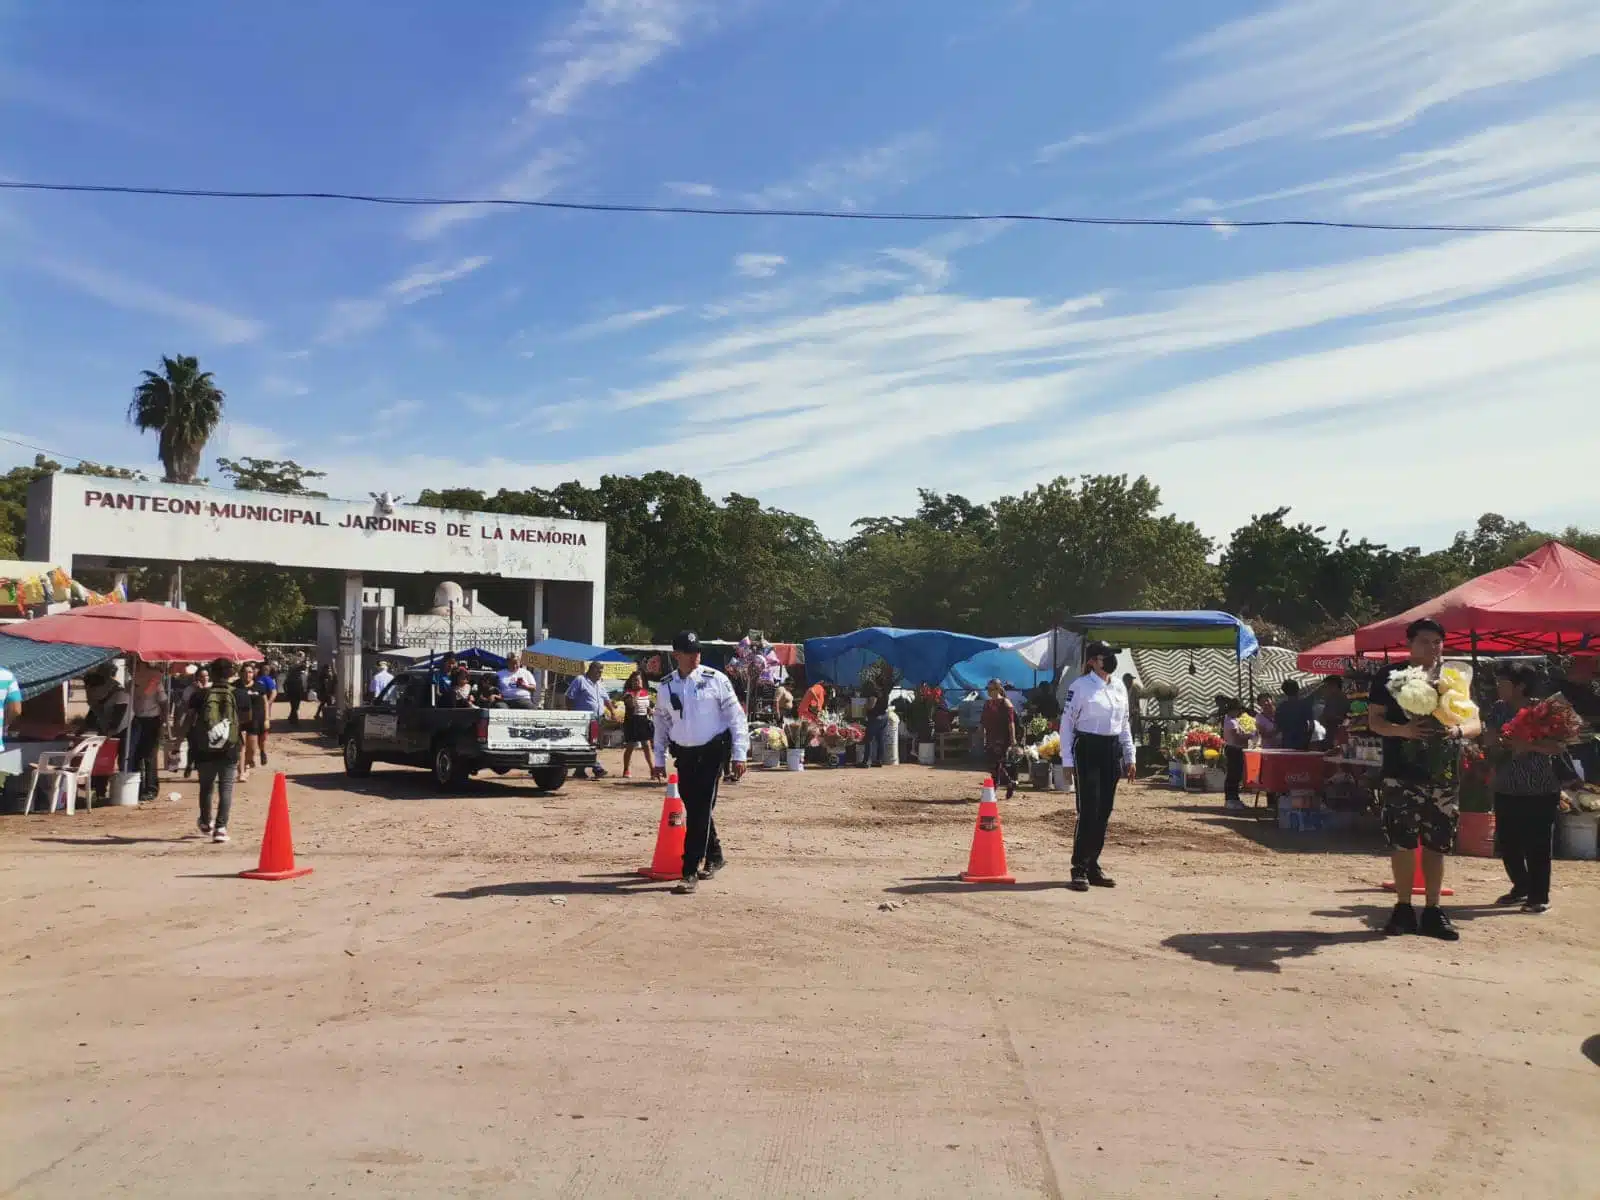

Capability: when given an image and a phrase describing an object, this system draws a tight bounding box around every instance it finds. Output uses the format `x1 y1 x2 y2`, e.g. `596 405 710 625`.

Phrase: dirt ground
4 727 1598 1199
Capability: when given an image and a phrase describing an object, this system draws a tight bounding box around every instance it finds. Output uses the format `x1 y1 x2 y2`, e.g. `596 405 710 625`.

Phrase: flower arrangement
907 683 945 735
1234 713 1257 737
759 727 788 752
1202 747 1221 763
818 722 867 752
1170 725 1223 764
784 720 817 750
1385 664 1481 727
1502 694 1585 744
1024 715 1052 742
1033 731 1062 762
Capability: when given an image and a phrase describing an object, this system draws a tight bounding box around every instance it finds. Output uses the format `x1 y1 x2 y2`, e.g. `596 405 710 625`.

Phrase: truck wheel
531 765 568 793
343 738 373 778
432 743 469 790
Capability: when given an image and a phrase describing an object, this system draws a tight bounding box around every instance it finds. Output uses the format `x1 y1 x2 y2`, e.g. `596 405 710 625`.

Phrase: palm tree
127 355 226 483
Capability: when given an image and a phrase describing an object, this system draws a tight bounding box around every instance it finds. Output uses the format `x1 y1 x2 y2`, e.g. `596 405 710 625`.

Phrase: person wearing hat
1058 641 1137 891
651 631 749 894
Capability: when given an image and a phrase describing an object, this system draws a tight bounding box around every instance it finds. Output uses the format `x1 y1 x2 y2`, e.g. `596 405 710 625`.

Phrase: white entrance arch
25 474 606 707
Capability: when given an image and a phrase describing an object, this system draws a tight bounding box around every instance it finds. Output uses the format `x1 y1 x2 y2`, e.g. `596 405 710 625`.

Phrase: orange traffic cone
959 778 1016 884
240 772 313 881
1380 845 1454 897
637 774 687 881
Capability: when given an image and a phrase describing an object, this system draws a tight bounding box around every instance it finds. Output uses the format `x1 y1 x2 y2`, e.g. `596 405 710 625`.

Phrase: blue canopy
523 637 633 679
404 647 510 670
802 627 1003 687
0 631 120 700
940 642 1053 695
1069 610 1260 660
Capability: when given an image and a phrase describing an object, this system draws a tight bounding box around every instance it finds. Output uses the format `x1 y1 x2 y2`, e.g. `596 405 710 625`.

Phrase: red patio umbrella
1353 541 1600 655
4 601 262 662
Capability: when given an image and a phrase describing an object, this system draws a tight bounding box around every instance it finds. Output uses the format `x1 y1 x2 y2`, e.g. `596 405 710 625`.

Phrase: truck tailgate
482 711 591 753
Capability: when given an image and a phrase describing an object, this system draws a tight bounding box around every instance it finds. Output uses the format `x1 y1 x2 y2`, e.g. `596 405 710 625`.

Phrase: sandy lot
3 730 1597 1199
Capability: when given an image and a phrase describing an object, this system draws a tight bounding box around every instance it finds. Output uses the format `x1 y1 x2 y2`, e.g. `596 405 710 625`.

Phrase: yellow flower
1203 748 1220 762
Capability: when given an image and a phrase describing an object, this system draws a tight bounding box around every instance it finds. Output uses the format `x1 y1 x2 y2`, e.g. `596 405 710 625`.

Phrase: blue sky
2 0 1597 551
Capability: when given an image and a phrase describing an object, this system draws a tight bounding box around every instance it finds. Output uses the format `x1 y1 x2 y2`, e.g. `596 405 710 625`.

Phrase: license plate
527 752 550 766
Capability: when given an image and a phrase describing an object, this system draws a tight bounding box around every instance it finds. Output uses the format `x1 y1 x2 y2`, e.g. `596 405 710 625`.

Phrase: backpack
203 685 239 752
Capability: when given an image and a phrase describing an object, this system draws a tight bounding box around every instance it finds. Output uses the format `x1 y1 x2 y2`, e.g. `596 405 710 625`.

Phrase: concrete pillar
339 572 363 710
528 580 545 644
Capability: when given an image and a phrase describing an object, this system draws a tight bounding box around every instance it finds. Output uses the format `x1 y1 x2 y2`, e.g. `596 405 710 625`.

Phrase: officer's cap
672 630 701 654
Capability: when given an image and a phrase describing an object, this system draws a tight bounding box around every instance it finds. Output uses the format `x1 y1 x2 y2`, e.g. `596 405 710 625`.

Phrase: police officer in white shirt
652 631 749 894
1059 641 1137 891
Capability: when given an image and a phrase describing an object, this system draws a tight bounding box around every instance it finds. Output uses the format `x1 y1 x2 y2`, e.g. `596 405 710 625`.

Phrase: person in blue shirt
565 662 610 778
1274 679 1315 751
0 665 22 753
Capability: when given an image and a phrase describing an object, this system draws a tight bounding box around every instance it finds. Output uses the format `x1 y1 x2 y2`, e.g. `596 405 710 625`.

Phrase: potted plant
1456 744 1496 856
783 721 811 771
907 684 944 764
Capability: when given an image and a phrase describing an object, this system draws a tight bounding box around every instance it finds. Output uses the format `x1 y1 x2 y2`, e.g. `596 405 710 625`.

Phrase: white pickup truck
340 669 598 792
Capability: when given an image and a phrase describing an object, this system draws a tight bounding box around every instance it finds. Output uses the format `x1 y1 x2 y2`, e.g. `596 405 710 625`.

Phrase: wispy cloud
318 256 493 344
412 2 721 239
733 252 786 278
746 132 938 208
1155 0 1600 153
567 303 684 339
409 148 574 239
665 181 719 198
524 0 715 117
32 259 264 345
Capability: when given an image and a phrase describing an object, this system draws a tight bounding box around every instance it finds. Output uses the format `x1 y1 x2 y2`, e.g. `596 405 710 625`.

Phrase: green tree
215 456 327 495
127 354 225 483
0 455 145 559
988 475 1216 629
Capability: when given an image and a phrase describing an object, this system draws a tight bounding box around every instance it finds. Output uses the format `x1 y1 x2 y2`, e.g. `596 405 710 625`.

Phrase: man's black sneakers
1066 870 1090 893
1418 906 1460 941
1087 871 1116 888
1383 902 1418 936
698 859 724 880
673 876 698 895
1495 889 1527 906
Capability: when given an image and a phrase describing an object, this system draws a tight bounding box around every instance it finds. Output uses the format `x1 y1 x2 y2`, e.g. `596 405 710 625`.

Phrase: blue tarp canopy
802 627 1003 687
401 647 511 670
1068 610 1260 660
0 631 119 700
523 637 633 679
940 639 1053 695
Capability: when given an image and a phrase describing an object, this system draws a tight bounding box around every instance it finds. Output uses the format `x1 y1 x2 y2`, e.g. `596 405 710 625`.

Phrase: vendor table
1251 749 1327 793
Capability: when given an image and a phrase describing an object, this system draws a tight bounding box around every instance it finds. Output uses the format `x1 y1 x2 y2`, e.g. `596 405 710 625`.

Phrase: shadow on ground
33 834 179 846
436 872 670 900
291 769 560 801
1582 1035 1600 1069
884 876 1066 895
1311 902 1524 929
1169 805 1381 856
1163 929 1385 973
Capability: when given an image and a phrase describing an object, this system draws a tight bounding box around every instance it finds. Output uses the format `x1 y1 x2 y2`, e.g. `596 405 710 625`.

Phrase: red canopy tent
1353 541 1600 655
4 601 262 662
1296 634 1404 674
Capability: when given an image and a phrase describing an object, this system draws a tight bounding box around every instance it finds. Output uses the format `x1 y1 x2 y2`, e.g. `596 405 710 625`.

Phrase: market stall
801 627 1003 688
521 637 633 679
3 601 261 662
0 632 121 785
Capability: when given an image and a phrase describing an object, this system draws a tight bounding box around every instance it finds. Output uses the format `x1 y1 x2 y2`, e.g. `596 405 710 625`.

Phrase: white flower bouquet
1385 663 1479 725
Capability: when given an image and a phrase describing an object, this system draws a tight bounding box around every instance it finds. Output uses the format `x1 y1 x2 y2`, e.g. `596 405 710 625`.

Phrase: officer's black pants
672 734 729 880
1072 732 1122 873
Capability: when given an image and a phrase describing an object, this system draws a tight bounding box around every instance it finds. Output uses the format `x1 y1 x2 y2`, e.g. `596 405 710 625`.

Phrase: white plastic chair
23 736 107 815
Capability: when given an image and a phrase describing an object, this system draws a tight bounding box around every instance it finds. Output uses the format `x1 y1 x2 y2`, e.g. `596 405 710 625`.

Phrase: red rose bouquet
1502 695 1585 744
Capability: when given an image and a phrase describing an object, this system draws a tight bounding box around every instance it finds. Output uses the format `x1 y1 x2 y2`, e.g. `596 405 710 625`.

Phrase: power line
2 179 1597 235
0 432 86 464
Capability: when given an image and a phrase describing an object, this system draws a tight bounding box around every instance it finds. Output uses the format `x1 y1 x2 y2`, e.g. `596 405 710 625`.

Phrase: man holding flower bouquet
1367 618 1482 940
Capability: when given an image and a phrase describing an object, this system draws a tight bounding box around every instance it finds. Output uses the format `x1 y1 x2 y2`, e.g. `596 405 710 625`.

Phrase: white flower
1387 667 1439 718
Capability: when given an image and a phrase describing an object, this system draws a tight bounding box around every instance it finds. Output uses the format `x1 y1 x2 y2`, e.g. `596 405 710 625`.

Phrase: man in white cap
652 630 748 894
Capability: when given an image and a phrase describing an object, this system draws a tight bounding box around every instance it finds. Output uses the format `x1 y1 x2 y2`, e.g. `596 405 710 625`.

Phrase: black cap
1085 641 1116 661
672 630 700 654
